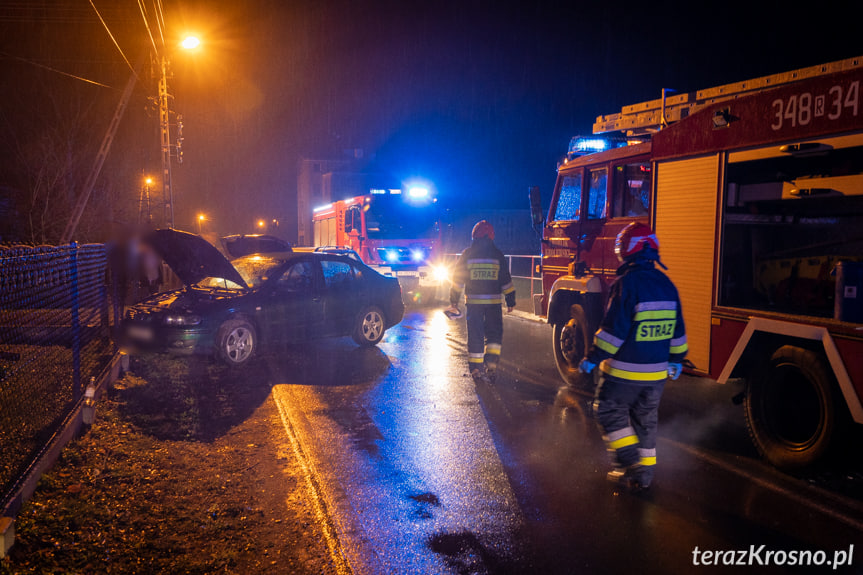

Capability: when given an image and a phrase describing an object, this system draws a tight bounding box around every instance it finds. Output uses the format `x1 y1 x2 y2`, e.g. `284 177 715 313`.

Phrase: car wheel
553 304 593 389
352 306 386 346
744 345 837 470
217 318 257 367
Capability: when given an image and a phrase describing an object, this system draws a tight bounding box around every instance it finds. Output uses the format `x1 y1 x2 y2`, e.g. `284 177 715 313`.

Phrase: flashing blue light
572 138 608 153
411 250 424 262
385 250 399 263
408 187 429 199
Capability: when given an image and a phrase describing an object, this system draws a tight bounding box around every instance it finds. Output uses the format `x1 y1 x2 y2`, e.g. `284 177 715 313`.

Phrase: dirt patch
0 353 336 574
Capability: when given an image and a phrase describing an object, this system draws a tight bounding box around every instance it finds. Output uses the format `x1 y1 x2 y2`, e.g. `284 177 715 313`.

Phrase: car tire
744 345 838 470
553 304 594 389
352 306 386 346
217 318 257 367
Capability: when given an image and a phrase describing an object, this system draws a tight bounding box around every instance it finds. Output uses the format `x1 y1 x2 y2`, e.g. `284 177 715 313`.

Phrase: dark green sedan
123 230 404 366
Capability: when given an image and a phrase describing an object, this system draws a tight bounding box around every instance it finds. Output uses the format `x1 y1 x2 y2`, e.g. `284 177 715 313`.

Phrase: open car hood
144 229 248 289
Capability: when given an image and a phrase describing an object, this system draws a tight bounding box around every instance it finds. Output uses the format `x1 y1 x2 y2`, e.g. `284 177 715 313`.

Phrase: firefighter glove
578 358 596 374
668 362 682 380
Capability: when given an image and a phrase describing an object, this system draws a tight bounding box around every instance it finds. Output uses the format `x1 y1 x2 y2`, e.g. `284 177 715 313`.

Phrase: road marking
272 387 353 575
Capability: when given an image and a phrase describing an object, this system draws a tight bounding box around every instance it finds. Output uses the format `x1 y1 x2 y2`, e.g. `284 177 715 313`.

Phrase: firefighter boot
606 465 650 492
485 361 498 383
470 367 488 384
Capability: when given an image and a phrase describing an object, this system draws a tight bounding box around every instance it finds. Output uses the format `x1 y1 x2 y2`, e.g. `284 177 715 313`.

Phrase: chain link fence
0 243 118 508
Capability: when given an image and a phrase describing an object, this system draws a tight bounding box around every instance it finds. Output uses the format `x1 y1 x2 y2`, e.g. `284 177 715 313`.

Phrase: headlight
411 250 425 262
164 314 202 326
432 265 450 282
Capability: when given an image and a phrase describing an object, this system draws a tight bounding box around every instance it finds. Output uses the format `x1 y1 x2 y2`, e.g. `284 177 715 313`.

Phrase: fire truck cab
534 55 863 469
312 189 448 302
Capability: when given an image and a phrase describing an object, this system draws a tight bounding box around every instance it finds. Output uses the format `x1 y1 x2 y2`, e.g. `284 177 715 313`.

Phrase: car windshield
365 196 437 239
229 255 289 287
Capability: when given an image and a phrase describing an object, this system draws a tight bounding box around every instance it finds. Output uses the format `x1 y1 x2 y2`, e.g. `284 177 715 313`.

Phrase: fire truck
531 55 863 469
312 188 448 301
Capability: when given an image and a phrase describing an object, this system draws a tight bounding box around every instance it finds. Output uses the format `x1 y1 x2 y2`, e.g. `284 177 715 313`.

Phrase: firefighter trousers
466 304 503 371
593 377 665 486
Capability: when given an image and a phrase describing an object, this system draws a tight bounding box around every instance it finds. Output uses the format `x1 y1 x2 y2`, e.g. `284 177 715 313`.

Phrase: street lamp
197 213 206 234
139 176 154 225
157 36 200 229
257 220 266 230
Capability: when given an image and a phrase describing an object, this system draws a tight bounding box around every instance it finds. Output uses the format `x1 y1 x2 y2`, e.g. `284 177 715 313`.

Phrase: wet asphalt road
264 306 863 574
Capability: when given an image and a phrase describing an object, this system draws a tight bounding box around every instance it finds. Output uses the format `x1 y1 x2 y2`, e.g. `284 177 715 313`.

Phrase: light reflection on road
268 310 524 573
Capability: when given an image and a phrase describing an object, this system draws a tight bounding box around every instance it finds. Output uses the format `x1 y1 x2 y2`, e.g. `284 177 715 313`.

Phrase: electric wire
87 0 137 79
153 0 166 51
0 51 112 88
137 0 159 58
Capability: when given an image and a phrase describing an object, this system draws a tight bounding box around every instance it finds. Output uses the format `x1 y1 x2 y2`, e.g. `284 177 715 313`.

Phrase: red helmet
615 222 659 262
471 220 495 240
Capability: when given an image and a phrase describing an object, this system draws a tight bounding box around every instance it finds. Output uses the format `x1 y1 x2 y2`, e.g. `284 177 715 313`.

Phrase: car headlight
164 314 202 326
432 265 450 282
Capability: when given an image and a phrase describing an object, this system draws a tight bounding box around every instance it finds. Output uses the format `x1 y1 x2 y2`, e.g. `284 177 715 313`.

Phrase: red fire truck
531 55 863 469
312 188 448 301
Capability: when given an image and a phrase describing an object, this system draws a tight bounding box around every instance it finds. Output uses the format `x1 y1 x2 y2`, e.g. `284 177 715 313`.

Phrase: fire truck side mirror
529 186 545 229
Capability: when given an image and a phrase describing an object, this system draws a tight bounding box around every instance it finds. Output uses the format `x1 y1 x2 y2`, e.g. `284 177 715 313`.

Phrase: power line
153 0 166 51
137 0 159 58
0 50 113 88
88 0 137 79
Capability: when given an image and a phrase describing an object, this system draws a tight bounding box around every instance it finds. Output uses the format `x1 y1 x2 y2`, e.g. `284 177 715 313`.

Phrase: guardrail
0 243 119 515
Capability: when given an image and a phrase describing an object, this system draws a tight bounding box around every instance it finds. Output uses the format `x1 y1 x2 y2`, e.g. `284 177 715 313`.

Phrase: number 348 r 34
771 80 859 131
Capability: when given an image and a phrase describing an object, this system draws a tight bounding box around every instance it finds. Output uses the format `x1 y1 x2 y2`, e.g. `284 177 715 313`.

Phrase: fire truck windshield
365 197 437 239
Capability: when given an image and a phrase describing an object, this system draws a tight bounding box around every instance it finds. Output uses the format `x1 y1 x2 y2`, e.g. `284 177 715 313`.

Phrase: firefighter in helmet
446 220 516 381
579 222 687 491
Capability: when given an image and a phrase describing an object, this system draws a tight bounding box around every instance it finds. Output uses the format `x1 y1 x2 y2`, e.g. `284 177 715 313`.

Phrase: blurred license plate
396 271 418 277
128 326 153 341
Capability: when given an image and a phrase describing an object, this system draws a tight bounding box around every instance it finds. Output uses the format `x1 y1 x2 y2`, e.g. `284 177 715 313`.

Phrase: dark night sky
1 0 862 242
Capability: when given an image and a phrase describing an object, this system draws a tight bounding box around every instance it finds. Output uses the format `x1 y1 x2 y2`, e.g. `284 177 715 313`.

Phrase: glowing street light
257 220 266 230
197 213 206 234
180 36 200 50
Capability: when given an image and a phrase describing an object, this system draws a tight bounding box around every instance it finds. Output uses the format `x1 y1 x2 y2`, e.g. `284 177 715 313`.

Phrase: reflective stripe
469 352 484 364
486 343 501 355
594 329 623 354
466 294 502 304
602 359 668 382
670 342 689 354
633 301 677 313
670 335 688 355
633 309 677 321
605 426 636 442
638 447 656 457
639 456 657 466
467 263 499 270
467 258 499 264
469 352 485 359
608 434 639 450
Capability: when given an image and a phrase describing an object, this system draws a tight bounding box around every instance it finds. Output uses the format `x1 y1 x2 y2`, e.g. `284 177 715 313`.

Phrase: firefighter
579 222 687 491
445 220 516 381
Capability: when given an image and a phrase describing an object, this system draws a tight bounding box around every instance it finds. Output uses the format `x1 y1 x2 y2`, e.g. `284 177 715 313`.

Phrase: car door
260 259 323 343
319 258 361 336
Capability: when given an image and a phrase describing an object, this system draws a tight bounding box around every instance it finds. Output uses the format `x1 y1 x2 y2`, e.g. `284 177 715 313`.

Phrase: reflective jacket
450 237 516 307
587 257 687 385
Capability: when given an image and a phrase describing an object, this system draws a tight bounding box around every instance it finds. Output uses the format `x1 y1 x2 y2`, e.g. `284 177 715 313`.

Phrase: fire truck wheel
744 345 837 470
552 304 593 388
352 306 386 346
217 318 257 368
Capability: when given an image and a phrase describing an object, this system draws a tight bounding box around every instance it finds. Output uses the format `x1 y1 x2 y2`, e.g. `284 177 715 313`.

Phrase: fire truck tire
744 345 837 470
552 304 593 388
352 306 386 346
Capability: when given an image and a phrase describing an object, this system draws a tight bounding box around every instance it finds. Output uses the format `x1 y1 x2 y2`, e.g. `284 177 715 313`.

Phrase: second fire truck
312 188 448 302
531 55 863 469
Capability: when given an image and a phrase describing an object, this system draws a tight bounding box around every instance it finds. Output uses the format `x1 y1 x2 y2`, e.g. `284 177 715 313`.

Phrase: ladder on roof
592 54 863 136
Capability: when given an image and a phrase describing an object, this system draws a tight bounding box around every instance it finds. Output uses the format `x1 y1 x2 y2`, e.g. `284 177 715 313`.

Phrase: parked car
123 229 404 366
220 234 292 259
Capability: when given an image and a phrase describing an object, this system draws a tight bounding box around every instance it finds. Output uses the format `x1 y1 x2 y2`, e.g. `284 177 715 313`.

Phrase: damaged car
123 229 404 366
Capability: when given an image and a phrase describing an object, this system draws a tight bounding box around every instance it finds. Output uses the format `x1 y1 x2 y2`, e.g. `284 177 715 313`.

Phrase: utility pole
158 55 174 229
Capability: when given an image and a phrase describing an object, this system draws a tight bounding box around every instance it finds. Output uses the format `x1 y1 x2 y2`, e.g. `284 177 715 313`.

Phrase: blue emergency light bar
567 136 628 158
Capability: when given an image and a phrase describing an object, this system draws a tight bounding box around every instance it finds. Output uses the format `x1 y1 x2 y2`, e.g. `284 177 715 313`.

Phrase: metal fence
0 243 118 508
